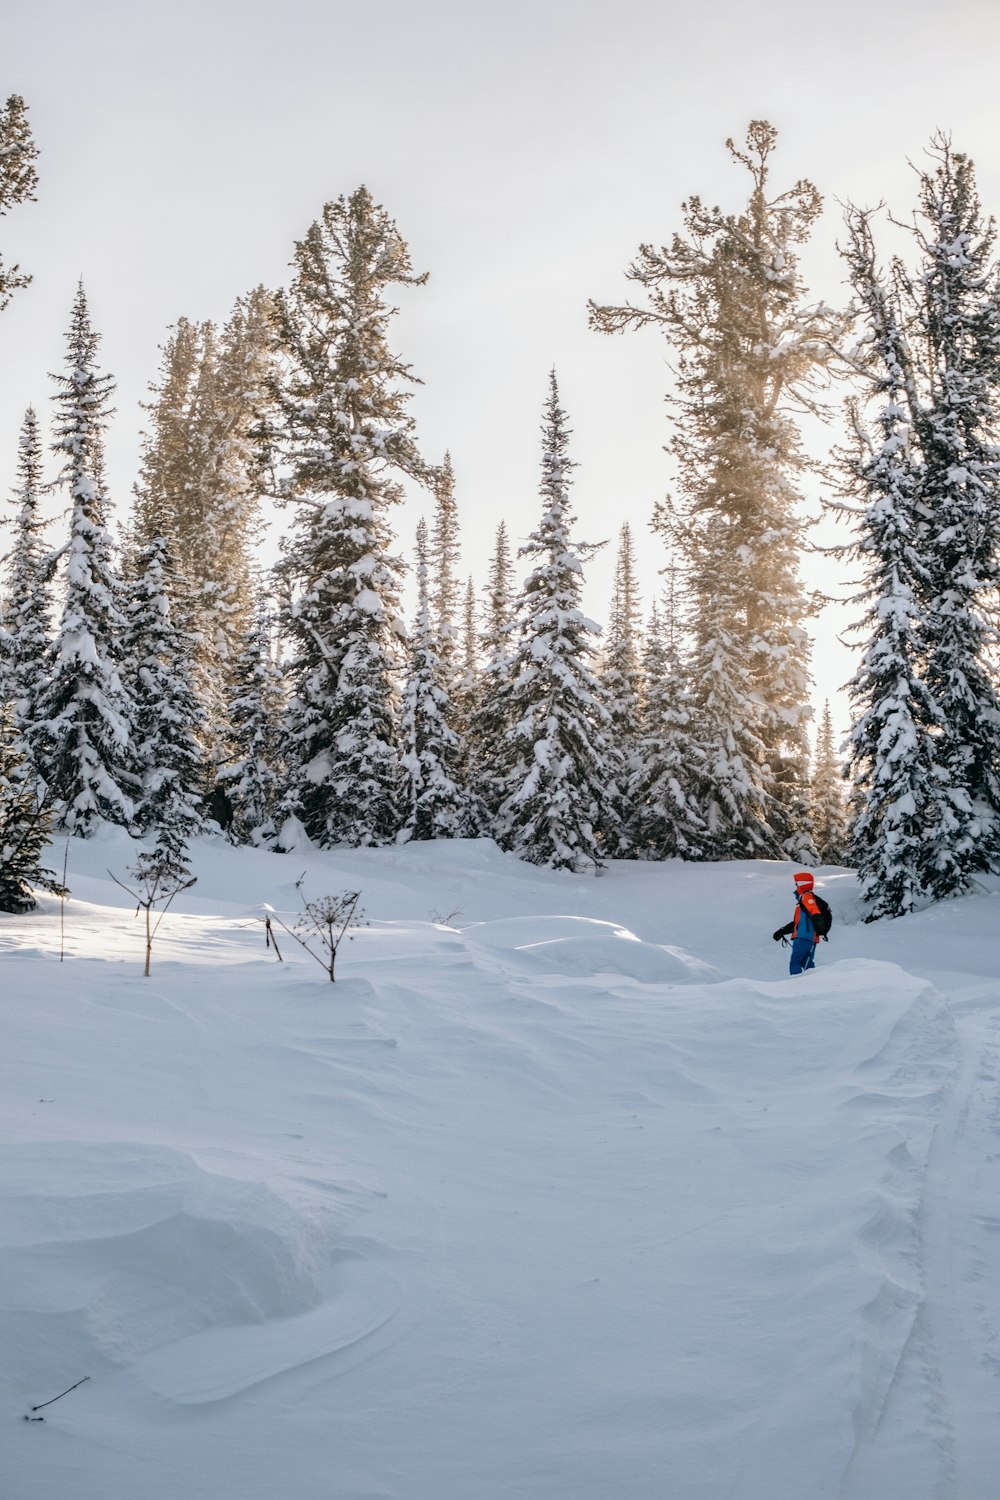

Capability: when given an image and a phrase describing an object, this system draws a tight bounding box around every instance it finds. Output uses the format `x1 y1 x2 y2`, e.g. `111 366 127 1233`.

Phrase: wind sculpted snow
2 832 999 1499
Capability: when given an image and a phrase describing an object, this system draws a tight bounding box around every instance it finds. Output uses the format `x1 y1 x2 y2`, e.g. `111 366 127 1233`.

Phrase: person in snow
773 871 830 975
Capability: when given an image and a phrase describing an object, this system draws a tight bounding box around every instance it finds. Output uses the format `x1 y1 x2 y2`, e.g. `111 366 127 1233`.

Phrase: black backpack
810 894 833 939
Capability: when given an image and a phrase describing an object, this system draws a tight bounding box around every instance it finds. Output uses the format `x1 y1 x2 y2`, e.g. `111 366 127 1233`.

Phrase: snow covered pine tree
400 517 468 841
271 187 434 849
811 701 848 867
35 285 135 835
591 121 842 861
493 372 622 871
601 522 643 853
134 291 276 779
841 140 1000 915
218 591 285 845
122 533 205 862
0 704 63 913
0 406 55 771
465 521 517 830
628 584 705 859
0 93 39 314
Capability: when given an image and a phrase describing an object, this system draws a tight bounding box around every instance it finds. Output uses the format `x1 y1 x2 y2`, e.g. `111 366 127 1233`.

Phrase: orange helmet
793 871 814 892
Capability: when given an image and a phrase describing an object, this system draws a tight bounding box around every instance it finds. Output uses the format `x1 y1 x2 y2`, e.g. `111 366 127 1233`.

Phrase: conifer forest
3 98 1000 921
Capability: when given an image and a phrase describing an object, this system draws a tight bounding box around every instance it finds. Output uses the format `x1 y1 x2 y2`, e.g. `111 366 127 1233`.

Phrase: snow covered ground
2 831 1000 1500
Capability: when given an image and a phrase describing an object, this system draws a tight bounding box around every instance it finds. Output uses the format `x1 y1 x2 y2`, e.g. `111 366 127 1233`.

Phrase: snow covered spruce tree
218 592 285 845
185 289 275 750
0 94 39 314
271 186 434 848
1 407 55 764
0 704 62 913
400 518 468 840
459 575 478 692
628 581 705 859
591 122 841 860
122 532 205 858
134 290 275 775
35 286 135 834
465 521 517 822
133 316 201 554
839 209 958 918
811 700 848 866
430 452 462 688
601 522 644 773
493 373 621 871
452 573 480 746
909 140 1000 882
841 142 1000 911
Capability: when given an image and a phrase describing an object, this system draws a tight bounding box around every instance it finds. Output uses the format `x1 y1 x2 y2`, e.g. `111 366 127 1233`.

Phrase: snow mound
462 914 718 982
129 1253 399 1406
0 1142 340 1388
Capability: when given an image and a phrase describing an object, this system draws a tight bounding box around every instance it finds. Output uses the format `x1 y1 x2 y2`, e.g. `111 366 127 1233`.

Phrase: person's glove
772 930 783 942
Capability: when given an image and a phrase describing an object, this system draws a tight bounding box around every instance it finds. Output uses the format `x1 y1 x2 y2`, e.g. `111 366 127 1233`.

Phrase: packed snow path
2 834 999 1500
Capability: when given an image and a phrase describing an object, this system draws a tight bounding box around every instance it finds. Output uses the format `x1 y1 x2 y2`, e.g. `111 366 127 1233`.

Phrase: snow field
1 833 999 1498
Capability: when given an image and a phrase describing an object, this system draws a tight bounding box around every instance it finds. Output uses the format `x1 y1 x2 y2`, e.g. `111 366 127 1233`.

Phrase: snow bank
462 913 720 982
0 1142 335 1387
1 835 997 1499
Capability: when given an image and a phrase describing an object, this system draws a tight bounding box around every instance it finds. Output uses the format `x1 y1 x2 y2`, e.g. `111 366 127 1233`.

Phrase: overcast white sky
4 0 1000 739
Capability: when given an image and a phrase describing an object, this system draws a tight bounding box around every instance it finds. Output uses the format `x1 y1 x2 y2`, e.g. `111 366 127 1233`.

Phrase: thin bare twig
31 1375 90 1411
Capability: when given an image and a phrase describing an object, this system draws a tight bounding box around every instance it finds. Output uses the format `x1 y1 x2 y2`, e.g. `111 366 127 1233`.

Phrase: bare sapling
267 889 366 982
109 850 196 977
60 838 69 962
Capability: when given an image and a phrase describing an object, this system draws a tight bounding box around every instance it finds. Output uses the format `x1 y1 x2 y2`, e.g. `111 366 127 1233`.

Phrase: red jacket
775 891 824 942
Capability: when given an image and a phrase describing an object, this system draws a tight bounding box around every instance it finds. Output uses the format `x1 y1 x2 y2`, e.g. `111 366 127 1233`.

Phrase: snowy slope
2 830 1000 1500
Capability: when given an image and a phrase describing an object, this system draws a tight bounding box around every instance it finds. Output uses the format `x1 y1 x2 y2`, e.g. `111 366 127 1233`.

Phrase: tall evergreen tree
493 373 621 871
122 533 204 858
460 576 478 681
0 704 62 913
219 592 285 845
1 407 55 764
658 491 773 858
602 522 643 757
811 700 848 866
187 289 275 754
451 573 480 748
482 524 515 650
591 121 842 859
0 94 39 313
400 518 468 841
133 316 202 550
272 186 433 848
841 143 1000 912
629 570 707 864
839 209 957 918
629 583 705 859
465 523 516 820
134 291 275 776
36 286 134 834
458 531 515 834
430 451 462 686
909 139 1000 882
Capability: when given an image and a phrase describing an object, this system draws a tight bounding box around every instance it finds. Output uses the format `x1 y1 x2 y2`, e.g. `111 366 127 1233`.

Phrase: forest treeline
2 102 999 922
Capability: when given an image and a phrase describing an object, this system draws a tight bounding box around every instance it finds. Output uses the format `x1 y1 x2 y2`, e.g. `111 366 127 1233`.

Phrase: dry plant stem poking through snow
59 839 69 963
108 858 197 976
267 890 365 982
24 1375 91 1420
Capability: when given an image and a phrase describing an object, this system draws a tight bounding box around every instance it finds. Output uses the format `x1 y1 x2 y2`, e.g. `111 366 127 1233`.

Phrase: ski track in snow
1 833 1000 1499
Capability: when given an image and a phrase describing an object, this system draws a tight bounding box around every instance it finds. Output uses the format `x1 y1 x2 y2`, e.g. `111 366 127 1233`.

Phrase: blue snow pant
789 934 817 975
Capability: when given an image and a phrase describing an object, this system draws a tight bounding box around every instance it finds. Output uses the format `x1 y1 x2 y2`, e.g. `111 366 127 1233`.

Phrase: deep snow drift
2 831 1000 1500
